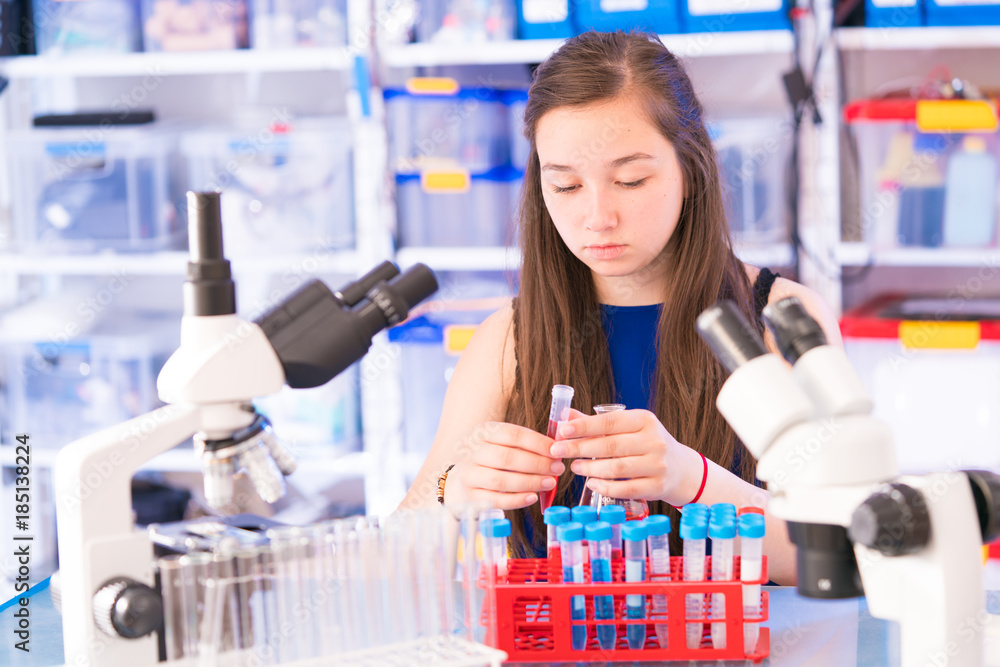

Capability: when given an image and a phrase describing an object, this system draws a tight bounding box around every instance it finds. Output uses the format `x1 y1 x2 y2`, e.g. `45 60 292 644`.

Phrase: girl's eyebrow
541 153 655 173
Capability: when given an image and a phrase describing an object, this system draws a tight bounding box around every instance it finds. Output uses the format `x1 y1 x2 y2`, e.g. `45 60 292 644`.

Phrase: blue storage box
506 90 530 171
574 0 681 34
250 0 348 48
925 0 1000 26
385 86 512 173
415 0 516 42
396 166 523 247
681 0 790 33
516 0 574 38
865 0 923 28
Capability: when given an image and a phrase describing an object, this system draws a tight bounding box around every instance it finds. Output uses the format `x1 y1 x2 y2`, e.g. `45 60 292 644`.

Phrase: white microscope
52 191 438 666
696 298 1000 667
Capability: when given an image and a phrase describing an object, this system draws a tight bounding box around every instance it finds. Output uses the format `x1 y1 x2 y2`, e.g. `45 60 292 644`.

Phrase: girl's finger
466 488 540 511
472 445 566 476
465 467 559 495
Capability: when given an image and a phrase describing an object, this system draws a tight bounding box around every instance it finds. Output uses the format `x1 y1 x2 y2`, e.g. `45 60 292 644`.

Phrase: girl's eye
620 178 647 189
552 184 579 193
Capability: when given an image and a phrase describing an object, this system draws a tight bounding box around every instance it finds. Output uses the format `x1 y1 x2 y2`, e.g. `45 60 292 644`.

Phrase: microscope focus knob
92 577 163 640
849 483 931 557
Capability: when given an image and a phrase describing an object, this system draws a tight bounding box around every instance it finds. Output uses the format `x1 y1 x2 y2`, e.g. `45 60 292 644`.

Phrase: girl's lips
586 244 626 260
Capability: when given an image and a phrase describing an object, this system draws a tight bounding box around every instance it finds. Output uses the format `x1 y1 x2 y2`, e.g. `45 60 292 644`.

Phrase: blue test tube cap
682 503 709 516
557 521 584 542
738 513 766 539
584 521 612 542
708 514 736 540
479 518 512 538
679 511 708 540
599 505 626 525
544 506 571 526
710 503 737 520
571 506 599 525
644 514 671 536
621 520 647 542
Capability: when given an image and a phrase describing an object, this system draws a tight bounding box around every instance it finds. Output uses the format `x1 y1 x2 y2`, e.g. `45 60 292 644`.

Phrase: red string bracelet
672 452 708 509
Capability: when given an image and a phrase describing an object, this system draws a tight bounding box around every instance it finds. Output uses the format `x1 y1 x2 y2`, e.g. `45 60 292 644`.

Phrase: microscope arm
55 403 201 666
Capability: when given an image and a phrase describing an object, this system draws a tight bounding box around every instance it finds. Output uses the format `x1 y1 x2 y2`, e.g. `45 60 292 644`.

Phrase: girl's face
535 97 685 305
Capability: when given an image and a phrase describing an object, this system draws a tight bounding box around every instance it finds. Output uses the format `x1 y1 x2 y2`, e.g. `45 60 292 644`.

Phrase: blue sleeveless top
601 304 662 410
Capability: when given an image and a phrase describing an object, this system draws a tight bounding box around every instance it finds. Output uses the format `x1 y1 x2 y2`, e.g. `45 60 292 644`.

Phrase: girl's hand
550 409 701 506
446 421 565 512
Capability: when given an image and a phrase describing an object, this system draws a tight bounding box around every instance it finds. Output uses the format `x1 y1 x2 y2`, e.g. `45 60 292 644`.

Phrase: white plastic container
841 295 1000 474
395 167 521 247
385 86 512 174
415 0 515 43
710 117 791 245
250 0 347 48
1 313 180 451
7 125 183 254
142 0 250 51
181 119 354 254
844 99 1000 249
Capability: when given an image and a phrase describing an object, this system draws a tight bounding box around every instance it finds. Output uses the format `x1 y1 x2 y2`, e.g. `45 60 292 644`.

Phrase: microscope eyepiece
696 300 769 374
184 190 236 317
762 297 827 365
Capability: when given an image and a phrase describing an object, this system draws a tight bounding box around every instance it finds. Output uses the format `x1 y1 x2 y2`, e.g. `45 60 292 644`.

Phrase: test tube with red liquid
542 384 575 511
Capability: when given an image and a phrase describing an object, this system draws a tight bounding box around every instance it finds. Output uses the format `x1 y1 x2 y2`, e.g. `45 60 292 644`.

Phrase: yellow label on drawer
444 325 477 355
916 100 998 133
899 320 980 349
421 170 470 193
405 77 460 95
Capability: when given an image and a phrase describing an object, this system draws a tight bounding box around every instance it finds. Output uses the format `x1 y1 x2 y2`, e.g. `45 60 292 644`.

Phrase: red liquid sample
540 419 560 511
625 506 649 521
611 548 622 561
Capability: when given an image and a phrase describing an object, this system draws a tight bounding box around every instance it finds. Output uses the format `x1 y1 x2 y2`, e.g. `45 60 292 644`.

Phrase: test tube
570 505 598 526
739 513 766 655
266 525 309 661
645 514 671 649
543 506 571 566
481 518 511 578
709 513 736 649
586 521 616 650
599 504 626 559
681 510 708 649
383 513 417 643
557 521 588 650
181 552 213 655
622 520 647 650
157 554 195 660
543 385 575 511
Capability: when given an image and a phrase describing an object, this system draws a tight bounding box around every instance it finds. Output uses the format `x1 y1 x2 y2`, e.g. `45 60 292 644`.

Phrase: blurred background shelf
837 25 1000 51
0 48 356 78
0 251 361 276
836 243 1000 268
381 30 794 67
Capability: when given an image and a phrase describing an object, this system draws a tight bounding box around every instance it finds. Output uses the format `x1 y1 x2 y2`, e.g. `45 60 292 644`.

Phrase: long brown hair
503 31 759 557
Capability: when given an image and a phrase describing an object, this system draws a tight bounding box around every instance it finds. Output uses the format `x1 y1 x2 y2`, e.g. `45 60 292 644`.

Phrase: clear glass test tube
586 521 616 650
709 514 736 649
181 552 213 657
681 511 708 650
158 554 195 660
739 513 766 655
645 514 671 649
266 525 309 662
557 521 587 651
622 520 647 650
543 385 575 511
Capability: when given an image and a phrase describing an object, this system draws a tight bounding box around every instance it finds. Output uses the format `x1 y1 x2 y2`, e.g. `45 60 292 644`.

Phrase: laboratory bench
3 579 1000 666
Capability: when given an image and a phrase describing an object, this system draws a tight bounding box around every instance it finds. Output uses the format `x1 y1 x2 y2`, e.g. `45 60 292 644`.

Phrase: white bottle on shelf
943 135 998 247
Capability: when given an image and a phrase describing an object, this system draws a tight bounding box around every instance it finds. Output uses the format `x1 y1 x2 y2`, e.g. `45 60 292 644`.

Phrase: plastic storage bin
415 0 515 42
142 0 250 51
574 0 681 35
385 85 512 173
841 295 1000 474
710 117 791 245
181 119 354 254
925 0 1000 26
7 124 183 254
32 0 141 55
388 304 501 456
515 0 574 38
864 0 923 28
681 0 790 33
250 0 347 48
253 363 361 455
396 166 522 247
845 99 1000 250
1 313 179 451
